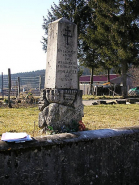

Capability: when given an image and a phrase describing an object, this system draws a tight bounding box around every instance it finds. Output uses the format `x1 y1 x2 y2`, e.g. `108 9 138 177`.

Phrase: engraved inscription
57 48 77 81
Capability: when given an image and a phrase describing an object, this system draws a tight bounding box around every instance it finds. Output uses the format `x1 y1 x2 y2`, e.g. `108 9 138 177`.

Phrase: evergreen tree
115 0 139 97
78 2 101 94
42 0 89 52
89 0 139 97
88 0 120 81
42 0 139 97
42 0 101 94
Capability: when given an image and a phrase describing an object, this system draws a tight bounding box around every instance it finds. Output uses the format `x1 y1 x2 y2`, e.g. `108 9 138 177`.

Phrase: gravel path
82 100 98 106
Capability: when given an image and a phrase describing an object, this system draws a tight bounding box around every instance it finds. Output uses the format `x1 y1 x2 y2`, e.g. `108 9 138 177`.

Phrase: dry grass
0 106 40 138
0 104 139 139
82 95 123 100
83 104 139 130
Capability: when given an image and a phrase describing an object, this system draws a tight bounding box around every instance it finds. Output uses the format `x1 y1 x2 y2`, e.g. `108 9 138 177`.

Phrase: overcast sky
0 0 59 75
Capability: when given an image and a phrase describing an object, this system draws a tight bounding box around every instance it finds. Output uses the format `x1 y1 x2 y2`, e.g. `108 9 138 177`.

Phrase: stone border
1 127 139 151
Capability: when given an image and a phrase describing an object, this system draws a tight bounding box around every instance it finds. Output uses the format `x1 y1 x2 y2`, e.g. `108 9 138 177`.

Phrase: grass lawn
0 106 40 138
0 104 139 138
83 104 139 130
82 95 123 100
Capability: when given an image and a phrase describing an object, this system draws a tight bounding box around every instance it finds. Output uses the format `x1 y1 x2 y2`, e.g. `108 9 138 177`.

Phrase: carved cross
63 26 72 45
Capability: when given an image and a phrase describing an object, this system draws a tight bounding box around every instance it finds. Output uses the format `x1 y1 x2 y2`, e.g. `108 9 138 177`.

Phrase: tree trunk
121 62 128 98
90 66 94 95
107 68 110 82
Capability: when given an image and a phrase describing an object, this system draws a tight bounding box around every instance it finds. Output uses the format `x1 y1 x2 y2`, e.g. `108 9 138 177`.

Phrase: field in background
82 95 123 100
0 103 139 138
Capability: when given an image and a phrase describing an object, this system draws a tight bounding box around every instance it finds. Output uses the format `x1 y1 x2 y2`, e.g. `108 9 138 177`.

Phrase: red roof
79 74 119 83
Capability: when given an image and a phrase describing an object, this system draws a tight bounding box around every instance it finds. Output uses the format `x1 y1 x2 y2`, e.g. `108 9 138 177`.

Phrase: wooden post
1 72 4 99
16 81 18 98
39 76 41 91
18 77 20 98
8 68 12 108
96 85 98 96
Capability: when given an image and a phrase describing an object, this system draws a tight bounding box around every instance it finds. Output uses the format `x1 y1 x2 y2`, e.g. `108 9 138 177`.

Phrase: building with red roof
79 74 133 95
79 74 119 85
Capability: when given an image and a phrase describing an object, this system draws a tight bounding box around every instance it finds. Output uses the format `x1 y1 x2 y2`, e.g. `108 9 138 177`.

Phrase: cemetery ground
0 95 139 138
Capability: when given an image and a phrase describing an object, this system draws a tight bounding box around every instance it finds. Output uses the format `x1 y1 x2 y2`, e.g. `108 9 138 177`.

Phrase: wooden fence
0 69 45 99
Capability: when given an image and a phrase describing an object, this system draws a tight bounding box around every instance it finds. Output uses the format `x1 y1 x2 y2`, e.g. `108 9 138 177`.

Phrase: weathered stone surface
38 88 83 131
39 102 83 131
38 99 49 111
116 99 127 104
127 98 139 104
39 18 83 132
45 89 77 106
45 17 78 89
1 128 139 185
98 100 117 105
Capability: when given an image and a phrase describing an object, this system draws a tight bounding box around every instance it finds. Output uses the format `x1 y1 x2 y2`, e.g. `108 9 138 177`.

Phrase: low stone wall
0 128 139 185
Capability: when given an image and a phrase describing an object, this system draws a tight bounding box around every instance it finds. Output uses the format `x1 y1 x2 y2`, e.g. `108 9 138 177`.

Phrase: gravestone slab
45 17 78 89
39 18 83 132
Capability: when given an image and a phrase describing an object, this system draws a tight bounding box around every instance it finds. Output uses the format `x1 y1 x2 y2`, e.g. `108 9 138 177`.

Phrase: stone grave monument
38 17 83 132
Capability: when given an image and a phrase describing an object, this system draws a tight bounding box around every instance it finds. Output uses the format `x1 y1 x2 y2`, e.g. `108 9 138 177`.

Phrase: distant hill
9 67 91 78
1 67 91 79
10 69 45 78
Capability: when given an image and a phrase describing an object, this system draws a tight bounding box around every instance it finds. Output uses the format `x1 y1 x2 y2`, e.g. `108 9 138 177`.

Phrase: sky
0 0 59 75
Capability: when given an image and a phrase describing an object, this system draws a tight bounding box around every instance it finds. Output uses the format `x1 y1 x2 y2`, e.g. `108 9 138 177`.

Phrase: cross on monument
63 26 72 45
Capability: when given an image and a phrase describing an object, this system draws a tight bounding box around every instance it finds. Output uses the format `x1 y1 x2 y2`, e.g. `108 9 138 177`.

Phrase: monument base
38 89 84 132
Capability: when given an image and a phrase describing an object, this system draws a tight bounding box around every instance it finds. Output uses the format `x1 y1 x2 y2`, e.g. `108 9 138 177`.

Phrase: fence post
8 68 12 108
39 76 41 91
18 77 20 98
1 72 4 99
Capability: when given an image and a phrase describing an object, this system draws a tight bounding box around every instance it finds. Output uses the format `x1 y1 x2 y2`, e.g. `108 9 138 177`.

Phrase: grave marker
45 17 78 89
39 18 83 132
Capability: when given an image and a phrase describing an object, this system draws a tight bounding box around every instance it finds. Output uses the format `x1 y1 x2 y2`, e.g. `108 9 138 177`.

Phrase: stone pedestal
39 89 83 131
38 18 83 132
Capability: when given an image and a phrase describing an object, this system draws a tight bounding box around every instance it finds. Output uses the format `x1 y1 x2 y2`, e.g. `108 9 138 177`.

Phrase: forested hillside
1 67 91 79
11 70 45 78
